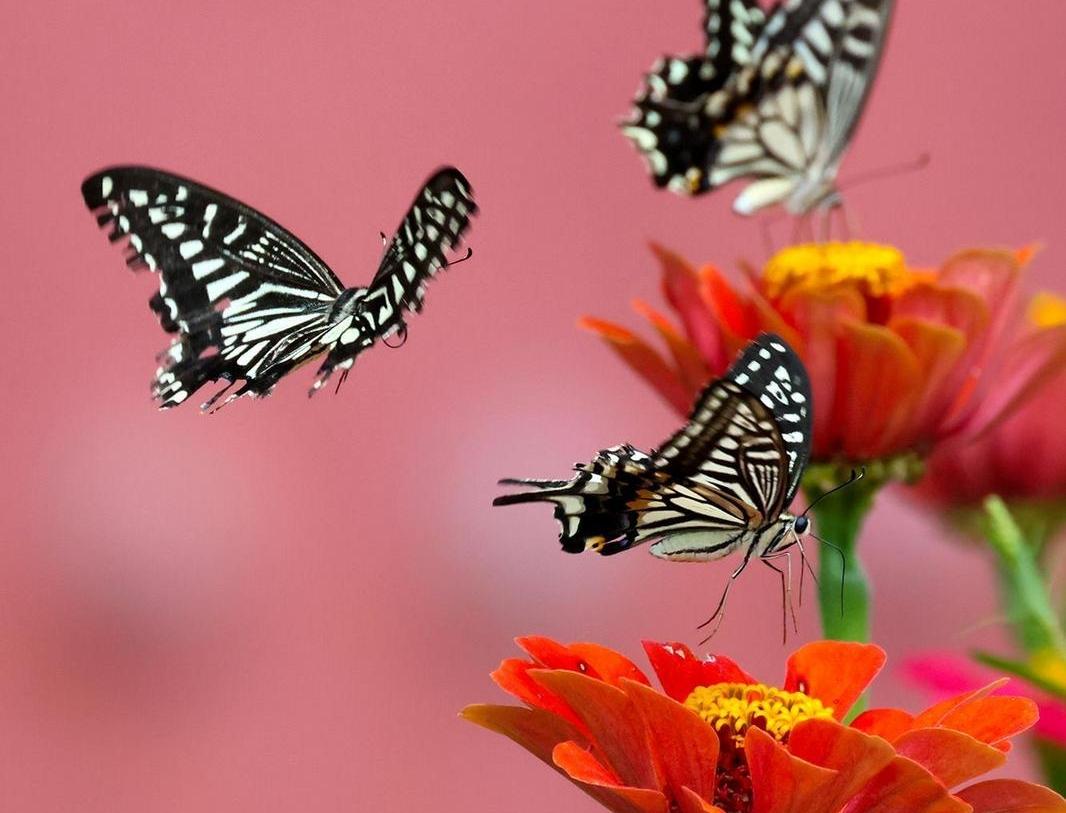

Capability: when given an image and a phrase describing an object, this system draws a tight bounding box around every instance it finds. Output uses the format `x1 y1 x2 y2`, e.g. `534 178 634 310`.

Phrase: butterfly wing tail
493 445 658 555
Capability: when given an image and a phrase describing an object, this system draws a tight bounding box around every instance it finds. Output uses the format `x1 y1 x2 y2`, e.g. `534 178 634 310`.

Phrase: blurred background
2 0 1066 809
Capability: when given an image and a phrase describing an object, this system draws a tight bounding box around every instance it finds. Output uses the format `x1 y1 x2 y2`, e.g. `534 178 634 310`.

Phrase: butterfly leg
760 549 799 644
698 544 757 645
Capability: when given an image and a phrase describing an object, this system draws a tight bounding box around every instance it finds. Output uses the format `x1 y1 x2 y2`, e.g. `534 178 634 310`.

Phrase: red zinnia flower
463 636 1065 812
582 243 1066 464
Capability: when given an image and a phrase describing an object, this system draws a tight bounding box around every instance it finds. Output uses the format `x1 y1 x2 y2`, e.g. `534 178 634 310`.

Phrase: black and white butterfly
622 0 894 215
495 334 817 636
82 166 477 410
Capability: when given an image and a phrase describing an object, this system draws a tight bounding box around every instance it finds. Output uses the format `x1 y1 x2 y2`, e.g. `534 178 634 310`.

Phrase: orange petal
936 695 1038 750
652 242 729 372
699 264 755 343
532 669 659 791
579 317 692 415
833 321 921 459
492 658 585 728
892 282 990 342
850 708 916 742
955 778 1066 812
678 786 728 813
842 755 969 813
621 679 720 807
894 728 1006 789
745 726 840 813
938 248 1021 315
787 719 895 811
784 641 886 721
633 298 709 400
888 318 967 447
553 741 672 813
642 641 756 702
460 703 586 768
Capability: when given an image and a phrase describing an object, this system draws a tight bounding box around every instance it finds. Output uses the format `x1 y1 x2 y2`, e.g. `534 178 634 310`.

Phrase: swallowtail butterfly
623 0 894 215
82 166 477 410
495 334 814 635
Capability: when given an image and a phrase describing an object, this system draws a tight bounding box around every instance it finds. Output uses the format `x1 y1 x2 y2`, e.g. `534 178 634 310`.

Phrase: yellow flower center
684 682 833 745
1029 292 1066 329
763 241 909 299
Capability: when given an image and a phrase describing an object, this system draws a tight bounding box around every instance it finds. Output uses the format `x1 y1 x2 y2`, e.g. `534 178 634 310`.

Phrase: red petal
888 319 967 447
678 786 728 813
850 708 916 742
553 741 671 813
492 658 585 728
745 726 840 813
784 642 886 721
621 678 720 807
569 643 653 688
652 243 729 373
642 641 756 702
833 321 921 459
532 668 660 791
579 317 693 414
841 755 970 813
894 728 1006 789
955 778 1066 812
633 298 709 400
700 264 756 343
788 719 895 811
460 703 586 768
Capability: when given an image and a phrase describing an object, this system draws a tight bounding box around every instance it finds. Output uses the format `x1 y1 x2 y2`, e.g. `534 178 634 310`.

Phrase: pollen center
684 682 833 745
763 241 908 299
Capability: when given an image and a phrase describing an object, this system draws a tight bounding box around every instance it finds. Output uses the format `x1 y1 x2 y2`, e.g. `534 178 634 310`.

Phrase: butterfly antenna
698 548 755 645
801 467 866 518
839 152 930 193
443 247 473 268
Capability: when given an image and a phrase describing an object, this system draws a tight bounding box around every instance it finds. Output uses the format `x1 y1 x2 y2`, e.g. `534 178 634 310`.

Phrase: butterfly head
329 286 369 320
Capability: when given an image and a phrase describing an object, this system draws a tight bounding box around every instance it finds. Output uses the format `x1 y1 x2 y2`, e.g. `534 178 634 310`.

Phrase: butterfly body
623 0 894 215
82 165 477 409
495 334 813 572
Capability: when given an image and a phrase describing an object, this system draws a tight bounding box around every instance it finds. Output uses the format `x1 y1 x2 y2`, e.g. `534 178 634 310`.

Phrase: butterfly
82 165 478 410
495 334 818 637
622 0 895 215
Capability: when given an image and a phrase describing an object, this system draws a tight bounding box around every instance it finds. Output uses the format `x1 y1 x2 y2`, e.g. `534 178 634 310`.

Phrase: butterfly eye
794 516 810 535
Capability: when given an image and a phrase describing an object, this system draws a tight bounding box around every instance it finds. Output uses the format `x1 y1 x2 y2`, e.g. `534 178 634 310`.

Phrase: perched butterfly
622 0 895 215
82 166 477 410
495 334 819 637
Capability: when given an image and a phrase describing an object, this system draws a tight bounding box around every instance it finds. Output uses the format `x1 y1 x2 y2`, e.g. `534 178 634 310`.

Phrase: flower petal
745 726 840 813
633 298 709 400
553 741 671 813
832 321 921 459
492 658 585 728
954 778 1066 812
460 703 585 767
642 641 756 702
784 641 886 721
579 317 693 414
911 679 1009 728
652 243 729 373
888 318 967 447
678 786 728 813
787 718 896 811
850 708 916 742
569 643 653 687
532 668 660 791
893 728 1006 789
936 695 1038 750
621 678 720 807
841 755 970 813
700 263 757 345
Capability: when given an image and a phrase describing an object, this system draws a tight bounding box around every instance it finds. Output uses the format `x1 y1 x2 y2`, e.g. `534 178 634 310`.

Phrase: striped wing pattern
83 166 477 410
622 0 894 214
494 334 813 559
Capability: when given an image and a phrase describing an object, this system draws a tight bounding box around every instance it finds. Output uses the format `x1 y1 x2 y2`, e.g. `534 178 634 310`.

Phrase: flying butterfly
495 334 830 639
622 0 895 215
82 165 478 410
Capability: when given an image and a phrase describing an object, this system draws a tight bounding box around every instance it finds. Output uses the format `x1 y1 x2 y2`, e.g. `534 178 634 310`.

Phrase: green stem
811 483 876 643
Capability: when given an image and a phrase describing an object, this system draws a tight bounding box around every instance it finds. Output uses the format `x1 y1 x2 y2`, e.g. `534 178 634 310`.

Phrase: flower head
463 636 1064 813
583 242 1066 465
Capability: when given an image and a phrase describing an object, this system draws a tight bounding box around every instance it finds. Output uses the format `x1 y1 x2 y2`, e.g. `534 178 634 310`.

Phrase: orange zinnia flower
463 636 1065 813
583 243 1066 463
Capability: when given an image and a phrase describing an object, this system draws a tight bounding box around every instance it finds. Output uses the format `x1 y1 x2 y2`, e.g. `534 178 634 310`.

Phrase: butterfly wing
309 168 478 388
82 167 347 408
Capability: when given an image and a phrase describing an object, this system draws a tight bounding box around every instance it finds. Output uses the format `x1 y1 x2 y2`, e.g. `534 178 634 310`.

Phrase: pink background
3 1 1066 809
